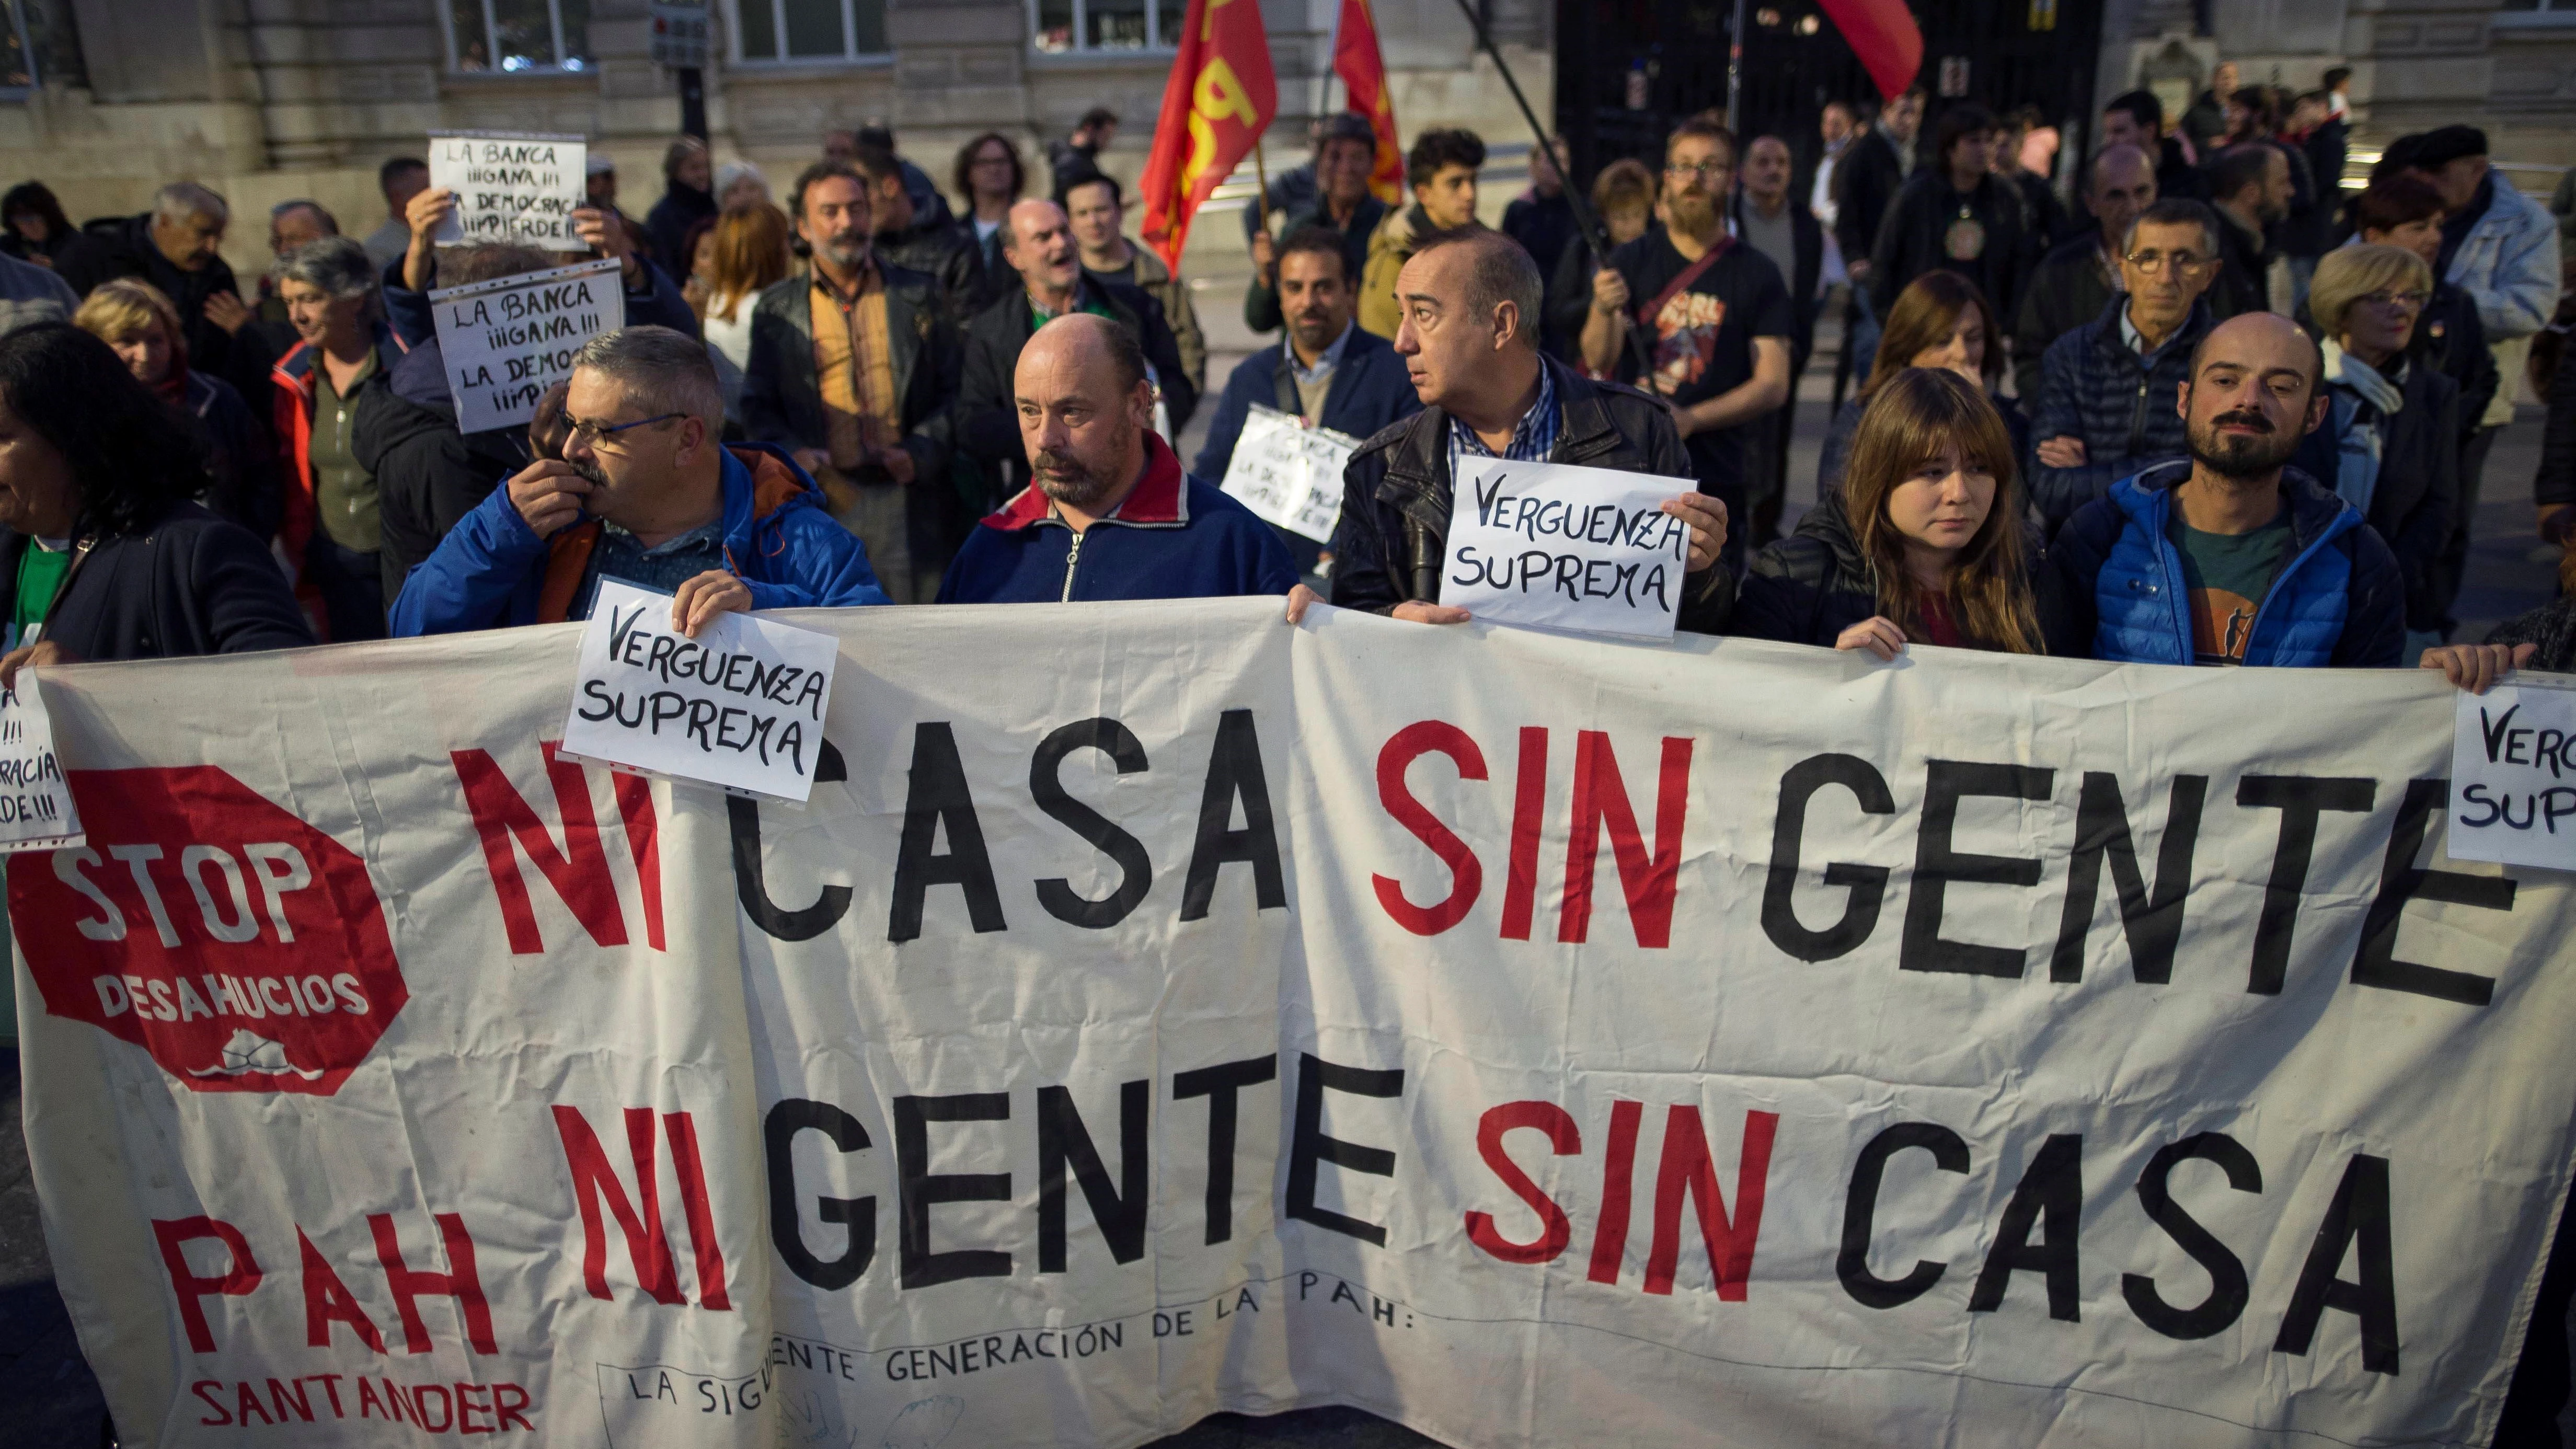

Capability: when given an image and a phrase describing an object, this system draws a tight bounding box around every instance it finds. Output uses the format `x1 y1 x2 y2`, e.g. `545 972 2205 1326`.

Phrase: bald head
1020 312 1146 395
1003 197 1080 295
2086 142 2158 250
2190 309 2322 395
1016 313 1156 514
2180 310 2330 483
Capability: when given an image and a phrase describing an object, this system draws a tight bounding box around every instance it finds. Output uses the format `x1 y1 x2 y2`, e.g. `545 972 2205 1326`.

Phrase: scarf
2321 338 2403 521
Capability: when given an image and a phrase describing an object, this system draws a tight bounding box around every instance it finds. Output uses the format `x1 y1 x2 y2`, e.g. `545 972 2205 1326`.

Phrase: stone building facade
2096 0 2576 186
0 0 1549 278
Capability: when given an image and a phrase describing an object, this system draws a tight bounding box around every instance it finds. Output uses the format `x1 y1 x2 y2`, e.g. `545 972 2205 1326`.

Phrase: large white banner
14 601 2573 1448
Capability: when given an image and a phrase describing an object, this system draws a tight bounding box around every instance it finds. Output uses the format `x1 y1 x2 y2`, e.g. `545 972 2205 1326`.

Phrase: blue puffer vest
2089 460 2363 666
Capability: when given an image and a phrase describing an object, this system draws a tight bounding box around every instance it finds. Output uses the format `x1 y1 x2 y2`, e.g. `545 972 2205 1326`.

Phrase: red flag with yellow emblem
1140 0 1278 271
1333 0 1402 204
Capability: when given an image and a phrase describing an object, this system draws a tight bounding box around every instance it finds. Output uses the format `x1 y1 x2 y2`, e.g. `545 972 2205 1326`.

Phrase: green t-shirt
9 537 70 652
2167 510 2293 664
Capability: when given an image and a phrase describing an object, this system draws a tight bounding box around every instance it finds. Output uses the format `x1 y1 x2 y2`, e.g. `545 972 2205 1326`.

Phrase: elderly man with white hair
60 180 259 398
392 325 891 636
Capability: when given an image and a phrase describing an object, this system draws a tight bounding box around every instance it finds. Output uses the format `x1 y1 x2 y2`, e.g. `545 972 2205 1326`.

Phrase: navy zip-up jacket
937 433 1297 604
2027 296 2215 530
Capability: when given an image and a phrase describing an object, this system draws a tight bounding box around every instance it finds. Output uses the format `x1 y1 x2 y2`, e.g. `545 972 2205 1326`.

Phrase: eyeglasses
562 411 683 449
2357 290 2431 309
2123 250 2214 275
1664 161 1732 180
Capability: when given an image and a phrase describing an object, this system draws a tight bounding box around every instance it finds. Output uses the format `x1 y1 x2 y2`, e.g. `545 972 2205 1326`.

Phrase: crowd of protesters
3 68 2576 1449
4 75 2574 706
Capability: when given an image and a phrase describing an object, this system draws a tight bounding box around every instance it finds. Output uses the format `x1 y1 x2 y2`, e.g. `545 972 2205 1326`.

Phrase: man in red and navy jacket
936 314 1296 604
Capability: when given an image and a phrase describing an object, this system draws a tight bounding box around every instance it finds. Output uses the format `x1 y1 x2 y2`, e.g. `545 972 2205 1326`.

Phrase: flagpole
1440 0 1654 383
1252 134 1274 238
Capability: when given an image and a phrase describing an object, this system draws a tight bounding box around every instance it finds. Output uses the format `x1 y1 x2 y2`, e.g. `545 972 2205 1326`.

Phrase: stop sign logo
12 766 407 1096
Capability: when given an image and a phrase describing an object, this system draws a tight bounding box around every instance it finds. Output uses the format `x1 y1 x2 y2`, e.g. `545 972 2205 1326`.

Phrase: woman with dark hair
645 137 716 283
1 181 74 267
1731 366 2048 657
952 132 1027 315
0 323 309 683
1817 269 2027 494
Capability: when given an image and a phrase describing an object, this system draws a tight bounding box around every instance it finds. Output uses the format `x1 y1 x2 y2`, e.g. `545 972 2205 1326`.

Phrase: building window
733 0 887 61
1032 0 1178 54
448 0 593 73
0 0 85 90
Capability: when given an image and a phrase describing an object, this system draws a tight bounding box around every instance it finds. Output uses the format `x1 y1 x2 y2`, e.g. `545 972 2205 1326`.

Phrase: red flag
1818 0 1923 104
1333 0 1402 205
1140 0 1278 271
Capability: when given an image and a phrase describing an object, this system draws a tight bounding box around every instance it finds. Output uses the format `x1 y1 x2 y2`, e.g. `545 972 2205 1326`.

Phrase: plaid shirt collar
1447 362 1559 479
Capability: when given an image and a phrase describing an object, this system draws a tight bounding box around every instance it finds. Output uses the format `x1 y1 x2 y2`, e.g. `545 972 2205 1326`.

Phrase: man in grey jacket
2402 125 2562 627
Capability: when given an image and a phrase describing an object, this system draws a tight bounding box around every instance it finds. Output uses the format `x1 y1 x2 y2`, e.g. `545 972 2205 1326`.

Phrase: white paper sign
429 131 589 247
1218 405 1356 543
1439 455 1694 638
559 579 838 804
429 258 624 434
2448 678 2576 869
0 675 80 852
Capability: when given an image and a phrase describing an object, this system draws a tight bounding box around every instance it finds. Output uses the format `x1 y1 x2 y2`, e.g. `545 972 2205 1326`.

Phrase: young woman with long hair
1816 268 2028 495
1732 366 2046 658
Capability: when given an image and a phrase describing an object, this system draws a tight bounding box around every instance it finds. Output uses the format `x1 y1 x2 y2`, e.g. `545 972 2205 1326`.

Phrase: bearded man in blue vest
2048 310 2405 668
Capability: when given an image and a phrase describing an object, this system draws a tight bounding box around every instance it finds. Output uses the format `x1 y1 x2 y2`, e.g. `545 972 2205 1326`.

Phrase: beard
815 231 871 269
1665 190 1719 236
1032 445 1122 511
2186 408 2303 480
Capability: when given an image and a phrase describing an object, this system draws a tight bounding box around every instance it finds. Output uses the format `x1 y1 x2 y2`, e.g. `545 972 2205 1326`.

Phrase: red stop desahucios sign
12 766 406 1096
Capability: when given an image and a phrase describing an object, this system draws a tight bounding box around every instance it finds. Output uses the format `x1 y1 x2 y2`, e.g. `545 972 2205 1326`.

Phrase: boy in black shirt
1580 116 1795 571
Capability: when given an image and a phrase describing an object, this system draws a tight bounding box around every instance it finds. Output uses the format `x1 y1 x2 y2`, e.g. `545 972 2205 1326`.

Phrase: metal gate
1555 0 2109 188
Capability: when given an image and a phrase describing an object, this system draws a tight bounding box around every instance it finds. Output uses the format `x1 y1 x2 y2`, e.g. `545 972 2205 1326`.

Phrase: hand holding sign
1218 406 1355 544
2448 674 2576 870
429 132 588 248
1439 457 1699 638
0 673 83 853
431 258 624 433
560 578 838 804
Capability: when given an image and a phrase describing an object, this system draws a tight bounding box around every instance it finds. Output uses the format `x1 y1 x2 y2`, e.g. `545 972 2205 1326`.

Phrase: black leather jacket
1326 353 1730 632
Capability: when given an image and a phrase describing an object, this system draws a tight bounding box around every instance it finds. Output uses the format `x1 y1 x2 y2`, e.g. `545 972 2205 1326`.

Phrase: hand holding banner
1439 455 1694 637
559 579 838 803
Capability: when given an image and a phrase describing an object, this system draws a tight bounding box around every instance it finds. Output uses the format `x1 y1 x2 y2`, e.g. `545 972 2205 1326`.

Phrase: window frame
440 0 595 75
1028 0 1178 58
727 0 893 66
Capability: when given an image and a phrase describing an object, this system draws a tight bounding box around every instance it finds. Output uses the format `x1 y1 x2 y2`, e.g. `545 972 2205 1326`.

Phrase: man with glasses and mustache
937 314 1294 603
392 326 891 635
1580 115 1793 573
2028 197 2228 531
2045 311 2403 668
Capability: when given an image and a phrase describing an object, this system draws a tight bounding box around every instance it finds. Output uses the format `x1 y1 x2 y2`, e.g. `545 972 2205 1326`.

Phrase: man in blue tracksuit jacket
393 327 888 636
940 313 1295 604
2047 312 2405 668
